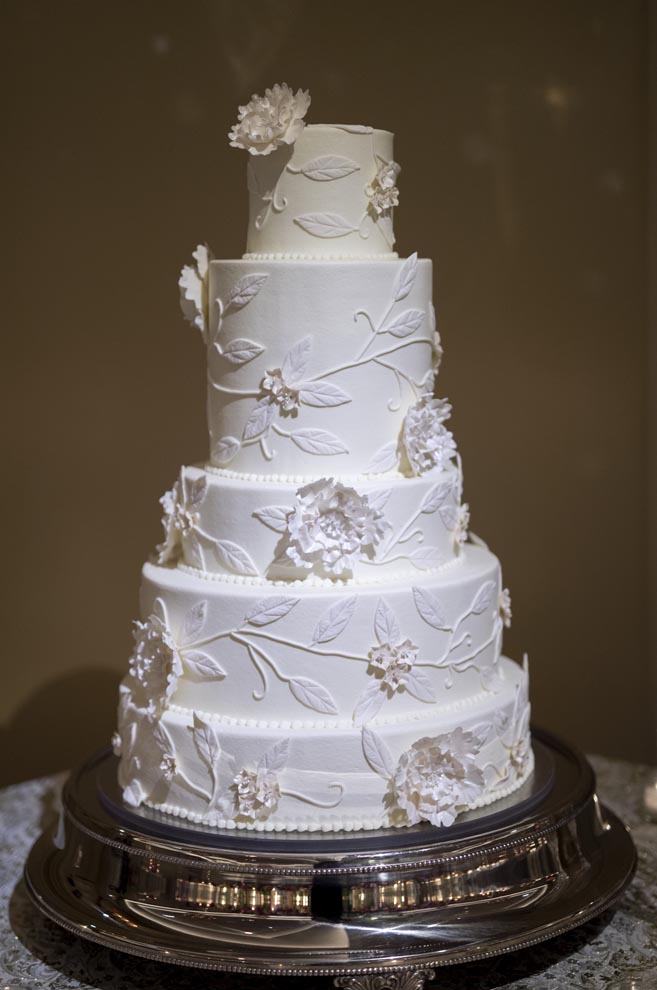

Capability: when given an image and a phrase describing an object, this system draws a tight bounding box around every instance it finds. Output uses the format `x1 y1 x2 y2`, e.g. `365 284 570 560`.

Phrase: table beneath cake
1 755 655 990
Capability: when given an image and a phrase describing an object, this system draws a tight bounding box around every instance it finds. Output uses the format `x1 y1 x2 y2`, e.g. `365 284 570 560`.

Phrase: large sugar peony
228 83 311 156
402 396 457 476
285 479 389 578
128 599 182 717
390 728 485 827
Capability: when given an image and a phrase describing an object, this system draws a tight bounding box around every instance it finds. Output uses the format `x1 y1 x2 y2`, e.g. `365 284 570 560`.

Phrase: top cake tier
244 125 398 259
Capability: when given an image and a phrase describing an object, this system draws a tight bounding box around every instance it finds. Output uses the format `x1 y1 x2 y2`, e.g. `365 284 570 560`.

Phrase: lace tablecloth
0 756 655 989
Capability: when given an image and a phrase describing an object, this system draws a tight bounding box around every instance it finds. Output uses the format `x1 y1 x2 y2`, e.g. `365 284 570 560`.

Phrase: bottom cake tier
116 654 531 832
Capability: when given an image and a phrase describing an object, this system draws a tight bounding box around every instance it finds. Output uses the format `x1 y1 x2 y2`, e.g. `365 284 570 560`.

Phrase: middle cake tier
132 544 507 726
160 463 465 581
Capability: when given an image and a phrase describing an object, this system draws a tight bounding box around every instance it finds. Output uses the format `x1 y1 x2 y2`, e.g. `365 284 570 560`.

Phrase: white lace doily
0 755 655 988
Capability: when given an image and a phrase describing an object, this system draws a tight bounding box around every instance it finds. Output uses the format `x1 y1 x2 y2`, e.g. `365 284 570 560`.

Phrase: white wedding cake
114 85 532 832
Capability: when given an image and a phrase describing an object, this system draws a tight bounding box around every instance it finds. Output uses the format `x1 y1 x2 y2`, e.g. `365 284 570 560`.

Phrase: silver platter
24 728 636 980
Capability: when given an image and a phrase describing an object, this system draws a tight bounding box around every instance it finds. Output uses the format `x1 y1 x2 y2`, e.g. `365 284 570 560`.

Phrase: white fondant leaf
298 155 360 181
191 712 220 770
212 435 241 465
222 338 265 366
472 580 496 615
294 213 358 238
392 252 418 302
333 124 373 134
353 681 386 726
152 719 174 756
298 380 352 407
420 482 452 514
374 598 401 645
403 669 436 704
291 429 349 456
243 399 275 440
282 336 312 383
410 547 445 569
260 738 290 772
439 505 459 530
123 779 145 807
366 488 392 513
224 273 268 313
252 505 290 533
383 308 425 338
184 651 226 680
365 441 400 474
362 726 394 779
214 540 259 576
312 596 357 644
187 474 207 507
186 533 203 569
412 586 448 630
244 596 299 626
182 601 207 643
288 677 339 715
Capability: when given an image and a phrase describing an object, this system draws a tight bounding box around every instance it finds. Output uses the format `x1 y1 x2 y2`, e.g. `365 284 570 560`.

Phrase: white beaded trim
140 754 534 833
242 252 399 261
165 676 516 731
176 553 462 589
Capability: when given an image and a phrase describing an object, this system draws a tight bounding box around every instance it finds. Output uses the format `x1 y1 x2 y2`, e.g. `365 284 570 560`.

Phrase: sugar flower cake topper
229 83 311 156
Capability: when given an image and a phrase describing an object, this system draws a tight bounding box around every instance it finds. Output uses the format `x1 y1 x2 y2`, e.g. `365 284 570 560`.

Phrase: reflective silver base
23 729 635 980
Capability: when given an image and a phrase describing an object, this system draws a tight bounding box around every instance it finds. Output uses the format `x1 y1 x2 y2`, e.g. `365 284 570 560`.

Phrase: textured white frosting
245 125 397 258
207 258 436 476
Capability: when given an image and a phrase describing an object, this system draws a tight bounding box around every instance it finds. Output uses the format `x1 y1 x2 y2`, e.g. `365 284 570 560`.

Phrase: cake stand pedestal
23 728 635 986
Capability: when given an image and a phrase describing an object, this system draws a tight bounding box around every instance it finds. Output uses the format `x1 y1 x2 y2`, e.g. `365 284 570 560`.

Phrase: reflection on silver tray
23 728 635 980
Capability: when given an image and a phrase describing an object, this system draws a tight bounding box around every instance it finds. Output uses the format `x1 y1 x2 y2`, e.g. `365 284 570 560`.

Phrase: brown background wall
1 0 654 786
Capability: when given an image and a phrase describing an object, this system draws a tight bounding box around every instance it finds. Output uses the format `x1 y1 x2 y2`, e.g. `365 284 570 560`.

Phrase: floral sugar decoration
390 728 485 827
285 478 390 578
402 395 457 476
229 83 311 156
179 244 213 341
366 158 401 217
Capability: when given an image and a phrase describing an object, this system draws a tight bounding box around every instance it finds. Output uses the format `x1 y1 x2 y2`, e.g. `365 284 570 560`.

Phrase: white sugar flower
499 588 512 628
261 368 300 414
368 639 419 694
390 728 485 827
179 244 212 340
366 159 401 216
454 502 470 552
402 396 457 476
285 479 390 578
229 83 311 156
157 470 207 565
128 599 182 717
233 767 281 822
160 753 177 781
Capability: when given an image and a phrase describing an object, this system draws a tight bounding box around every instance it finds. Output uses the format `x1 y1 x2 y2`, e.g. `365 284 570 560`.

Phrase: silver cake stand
24 728 635 988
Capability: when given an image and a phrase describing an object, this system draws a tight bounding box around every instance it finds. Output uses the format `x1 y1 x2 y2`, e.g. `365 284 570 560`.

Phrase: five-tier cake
114 84 532 832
